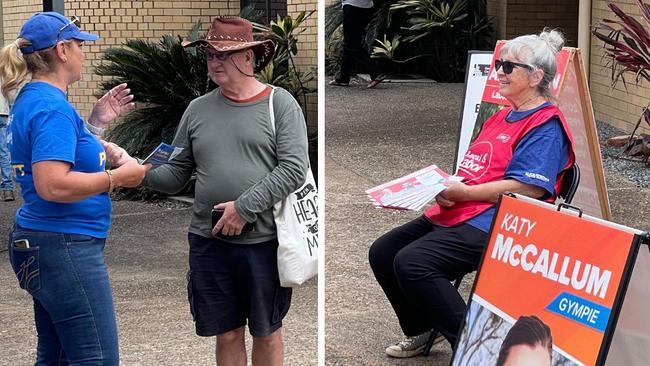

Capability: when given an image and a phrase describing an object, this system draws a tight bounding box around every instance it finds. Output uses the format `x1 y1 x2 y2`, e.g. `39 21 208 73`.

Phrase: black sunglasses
495 59 534 74
205 51 235 61
56 16 81 43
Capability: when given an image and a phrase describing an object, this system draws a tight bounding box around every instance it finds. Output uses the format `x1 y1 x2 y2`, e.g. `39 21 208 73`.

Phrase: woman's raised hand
88 83 135 128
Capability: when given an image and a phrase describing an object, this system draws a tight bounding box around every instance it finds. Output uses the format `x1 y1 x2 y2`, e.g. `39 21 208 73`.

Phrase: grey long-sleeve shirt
143 86 309 244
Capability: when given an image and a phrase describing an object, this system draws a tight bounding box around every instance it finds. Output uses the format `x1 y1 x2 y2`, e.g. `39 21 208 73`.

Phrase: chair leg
421 329 439 356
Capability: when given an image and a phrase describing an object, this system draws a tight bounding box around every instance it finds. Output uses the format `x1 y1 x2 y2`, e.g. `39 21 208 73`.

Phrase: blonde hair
0 38 63 101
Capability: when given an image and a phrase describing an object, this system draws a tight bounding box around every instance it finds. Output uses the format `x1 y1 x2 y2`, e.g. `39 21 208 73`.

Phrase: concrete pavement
324 80 650 365
0 198 317 365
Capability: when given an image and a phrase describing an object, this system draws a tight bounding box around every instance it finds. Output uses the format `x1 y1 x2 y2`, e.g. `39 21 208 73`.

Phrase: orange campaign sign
452 195 637 366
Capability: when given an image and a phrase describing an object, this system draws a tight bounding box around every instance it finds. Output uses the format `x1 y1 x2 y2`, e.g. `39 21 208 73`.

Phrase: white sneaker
385 331 433 358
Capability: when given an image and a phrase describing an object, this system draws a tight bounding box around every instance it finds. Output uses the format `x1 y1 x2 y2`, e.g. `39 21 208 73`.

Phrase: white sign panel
454 52 493 172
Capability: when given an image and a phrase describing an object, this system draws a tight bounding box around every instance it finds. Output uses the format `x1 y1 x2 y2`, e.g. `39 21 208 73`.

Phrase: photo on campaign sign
452 194 638 366
454 301 575 365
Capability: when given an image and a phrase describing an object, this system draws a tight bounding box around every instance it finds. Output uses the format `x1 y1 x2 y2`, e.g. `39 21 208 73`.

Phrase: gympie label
474 195 634 365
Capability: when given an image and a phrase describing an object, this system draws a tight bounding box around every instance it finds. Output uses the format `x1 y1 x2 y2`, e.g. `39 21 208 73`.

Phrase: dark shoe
329 79 349 87
2 190 15 201
367 74 388 89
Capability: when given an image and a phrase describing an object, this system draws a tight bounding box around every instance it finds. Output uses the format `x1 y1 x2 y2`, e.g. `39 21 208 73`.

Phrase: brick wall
63 0 240 118
590 0 650 133
486 0 506 40
241 0 287 20
2 1 43 48
1 0 317 130
287 0 317 132
503 0 579 46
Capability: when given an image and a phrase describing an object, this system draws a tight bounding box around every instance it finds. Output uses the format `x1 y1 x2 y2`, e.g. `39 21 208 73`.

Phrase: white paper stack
365 164 462 211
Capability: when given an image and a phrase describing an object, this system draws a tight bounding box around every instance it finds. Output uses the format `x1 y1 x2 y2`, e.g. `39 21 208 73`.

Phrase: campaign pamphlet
365 164 462 211
141 143 184 168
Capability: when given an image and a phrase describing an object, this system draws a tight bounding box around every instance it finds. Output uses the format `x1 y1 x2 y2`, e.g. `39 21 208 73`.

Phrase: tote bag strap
267 86 311 171
269 85 278 137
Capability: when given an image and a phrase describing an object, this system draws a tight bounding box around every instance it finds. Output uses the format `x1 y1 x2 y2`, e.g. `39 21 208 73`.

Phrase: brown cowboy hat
182 16 275 71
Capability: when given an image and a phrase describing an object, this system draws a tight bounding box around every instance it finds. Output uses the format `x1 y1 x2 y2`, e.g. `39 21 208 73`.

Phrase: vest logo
458 141 492 182
496 133 511 143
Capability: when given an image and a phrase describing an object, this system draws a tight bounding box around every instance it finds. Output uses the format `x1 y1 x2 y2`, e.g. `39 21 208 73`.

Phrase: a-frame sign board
454 42 611 219
450 193 647 366
605 237 650 364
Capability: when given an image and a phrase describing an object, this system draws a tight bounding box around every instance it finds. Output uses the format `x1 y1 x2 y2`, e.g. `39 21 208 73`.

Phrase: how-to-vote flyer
452 195 637 366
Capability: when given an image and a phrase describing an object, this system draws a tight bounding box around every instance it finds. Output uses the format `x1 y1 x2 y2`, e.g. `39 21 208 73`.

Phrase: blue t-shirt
466 103 569 233
10 81 111 238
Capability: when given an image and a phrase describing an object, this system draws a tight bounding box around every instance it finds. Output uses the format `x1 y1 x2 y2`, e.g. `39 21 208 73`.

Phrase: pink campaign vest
425 105 575 227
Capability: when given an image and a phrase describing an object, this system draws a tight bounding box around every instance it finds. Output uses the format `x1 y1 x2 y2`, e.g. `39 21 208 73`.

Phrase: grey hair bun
539 28 565 55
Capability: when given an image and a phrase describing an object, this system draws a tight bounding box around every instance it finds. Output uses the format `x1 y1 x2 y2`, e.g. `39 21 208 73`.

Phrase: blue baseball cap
19 12 99 54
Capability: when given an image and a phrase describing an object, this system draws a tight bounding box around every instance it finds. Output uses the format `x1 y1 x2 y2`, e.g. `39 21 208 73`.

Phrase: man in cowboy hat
140 16 309 365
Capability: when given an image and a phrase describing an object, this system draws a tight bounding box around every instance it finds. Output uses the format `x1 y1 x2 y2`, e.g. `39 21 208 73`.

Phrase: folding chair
558 163 580 204
421 163 580 356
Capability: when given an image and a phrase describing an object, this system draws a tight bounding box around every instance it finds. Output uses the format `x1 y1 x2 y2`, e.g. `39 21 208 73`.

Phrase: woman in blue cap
1 12 149 364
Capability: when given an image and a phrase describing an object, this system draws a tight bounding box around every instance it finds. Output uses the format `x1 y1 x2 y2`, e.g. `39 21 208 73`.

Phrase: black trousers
368 216 487 346
335 4 380 83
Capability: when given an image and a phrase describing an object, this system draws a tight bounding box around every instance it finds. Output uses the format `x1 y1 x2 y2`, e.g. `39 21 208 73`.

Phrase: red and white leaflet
366 164 462 211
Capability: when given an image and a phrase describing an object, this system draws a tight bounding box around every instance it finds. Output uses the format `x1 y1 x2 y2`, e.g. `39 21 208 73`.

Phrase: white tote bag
268 88 318 287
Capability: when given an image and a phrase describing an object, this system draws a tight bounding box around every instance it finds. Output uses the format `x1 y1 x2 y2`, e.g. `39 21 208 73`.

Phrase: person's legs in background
0 116 14 201
333 5 378 85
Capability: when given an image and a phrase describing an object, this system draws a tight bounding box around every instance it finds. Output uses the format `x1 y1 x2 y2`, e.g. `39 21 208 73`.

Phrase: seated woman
368 28 575 358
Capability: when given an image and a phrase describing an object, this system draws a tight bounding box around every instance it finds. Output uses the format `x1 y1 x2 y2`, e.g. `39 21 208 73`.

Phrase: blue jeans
0 116 13 191
8 225 119 365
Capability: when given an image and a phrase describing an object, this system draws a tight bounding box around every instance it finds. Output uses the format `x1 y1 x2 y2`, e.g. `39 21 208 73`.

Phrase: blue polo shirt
10 81 111 238
466 102 570 232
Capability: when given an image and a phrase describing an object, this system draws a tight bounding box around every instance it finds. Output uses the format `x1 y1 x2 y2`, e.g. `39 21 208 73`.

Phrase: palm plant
96 23 212 161
384 0 492 81
390 0 469 42
593 0 650 161
325 0 493 81
253 11 317 109
95 24 212 199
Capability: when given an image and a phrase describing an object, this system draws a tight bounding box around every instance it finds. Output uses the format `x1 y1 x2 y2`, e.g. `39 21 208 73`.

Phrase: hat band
207 34 249 42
